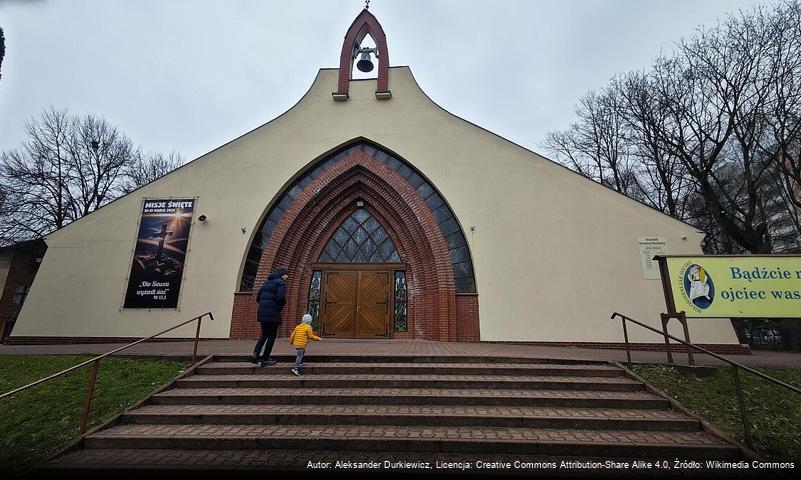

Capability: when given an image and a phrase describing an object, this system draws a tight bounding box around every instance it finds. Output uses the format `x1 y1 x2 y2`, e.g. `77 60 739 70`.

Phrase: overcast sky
0 0 767 161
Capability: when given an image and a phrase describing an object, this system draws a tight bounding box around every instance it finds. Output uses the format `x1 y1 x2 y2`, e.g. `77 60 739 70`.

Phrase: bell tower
332 7 392 101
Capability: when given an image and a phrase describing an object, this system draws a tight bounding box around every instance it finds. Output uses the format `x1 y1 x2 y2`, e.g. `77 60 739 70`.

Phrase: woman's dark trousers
253 322 280 359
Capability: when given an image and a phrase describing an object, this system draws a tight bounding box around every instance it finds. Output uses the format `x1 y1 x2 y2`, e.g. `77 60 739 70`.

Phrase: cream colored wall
14 67 739 345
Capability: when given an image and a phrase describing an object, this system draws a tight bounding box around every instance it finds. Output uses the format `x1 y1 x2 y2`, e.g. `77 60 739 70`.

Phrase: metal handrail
0 311 213 432
612 311 801 450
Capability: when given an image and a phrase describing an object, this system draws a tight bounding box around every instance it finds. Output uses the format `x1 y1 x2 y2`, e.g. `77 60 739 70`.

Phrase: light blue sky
0 0 766 160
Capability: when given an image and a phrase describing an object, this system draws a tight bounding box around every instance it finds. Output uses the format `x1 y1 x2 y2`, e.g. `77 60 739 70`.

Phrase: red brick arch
334 8 391 98
229 149 471 341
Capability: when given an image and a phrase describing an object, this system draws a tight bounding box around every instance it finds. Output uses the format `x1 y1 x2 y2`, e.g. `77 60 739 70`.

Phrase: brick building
0 239 46 342
9 9 742 351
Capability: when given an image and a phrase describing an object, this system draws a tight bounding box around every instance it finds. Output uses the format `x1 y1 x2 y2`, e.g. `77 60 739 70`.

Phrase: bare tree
545 72 695 220
0 27 5 86
0 107 74 242
660 3 801 253
544 89 639 196
764 164 801 251
0 107 181 245
685 190 746 254
774 140 801 210
67 114 136 216
763 1 801 209
613 72 693 219
543 129 591 178
548 1 801 254
121 150 185 194
648 39 761 250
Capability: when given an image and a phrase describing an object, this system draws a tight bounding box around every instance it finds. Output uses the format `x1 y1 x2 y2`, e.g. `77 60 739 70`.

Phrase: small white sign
638 237 668 280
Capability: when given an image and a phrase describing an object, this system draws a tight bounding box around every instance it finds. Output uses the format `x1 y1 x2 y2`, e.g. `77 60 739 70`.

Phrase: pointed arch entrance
230 141 479 342
313 208 403 339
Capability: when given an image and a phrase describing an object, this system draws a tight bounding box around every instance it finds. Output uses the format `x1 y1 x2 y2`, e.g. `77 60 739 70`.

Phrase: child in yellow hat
288 313 321 376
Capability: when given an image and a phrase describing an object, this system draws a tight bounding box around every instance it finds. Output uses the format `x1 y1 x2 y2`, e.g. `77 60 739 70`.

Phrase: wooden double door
320 269 392 338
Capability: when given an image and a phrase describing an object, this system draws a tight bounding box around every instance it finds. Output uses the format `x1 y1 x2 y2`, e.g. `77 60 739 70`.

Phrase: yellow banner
665 256 801 318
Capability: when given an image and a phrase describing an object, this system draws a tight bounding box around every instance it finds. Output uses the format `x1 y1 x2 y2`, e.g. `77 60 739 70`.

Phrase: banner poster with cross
123 198 195 308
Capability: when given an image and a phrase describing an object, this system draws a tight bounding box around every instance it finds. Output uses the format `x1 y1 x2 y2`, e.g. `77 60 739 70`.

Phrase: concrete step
174 374 644 391
122 404 700 431
214 355 610 365
45 355 744 470
46 448 738 477
151 387 669 409
197 361 625 377
83 424 740 459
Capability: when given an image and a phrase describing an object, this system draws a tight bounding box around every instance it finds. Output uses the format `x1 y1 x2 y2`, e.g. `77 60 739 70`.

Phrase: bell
356 52 374 72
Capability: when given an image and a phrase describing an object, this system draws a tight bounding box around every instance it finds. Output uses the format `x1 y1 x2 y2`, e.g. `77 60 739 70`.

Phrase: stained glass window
318 208 401 263
306 271 322 330
394 271 407 332
239 142 477 294
13 284 31 305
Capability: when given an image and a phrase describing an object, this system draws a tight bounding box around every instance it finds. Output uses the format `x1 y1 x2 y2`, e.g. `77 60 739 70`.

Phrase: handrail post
731 366 754 450
0 311 216 437
192 315 203 365
659 314 674 364
79 359 101 434
679 312 695 366
621 318 632 367
610 310 801 458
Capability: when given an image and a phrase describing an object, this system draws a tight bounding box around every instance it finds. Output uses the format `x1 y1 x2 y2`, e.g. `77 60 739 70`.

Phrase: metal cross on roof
364 0 370 9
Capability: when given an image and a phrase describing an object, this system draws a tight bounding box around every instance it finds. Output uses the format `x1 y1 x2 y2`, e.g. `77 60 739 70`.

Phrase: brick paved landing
45 355 743 472
198 361 626 376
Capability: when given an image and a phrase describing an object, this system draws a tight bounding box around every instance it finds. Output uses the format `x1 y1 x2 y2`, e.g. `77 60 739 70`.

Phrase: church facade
11 10 744 351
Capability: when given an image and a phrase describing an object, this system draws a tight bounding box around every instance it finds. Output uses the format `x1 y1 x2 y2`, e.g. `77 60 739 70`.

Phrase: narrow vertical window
13 284 31 305
394 271 407 332
307 271 322 330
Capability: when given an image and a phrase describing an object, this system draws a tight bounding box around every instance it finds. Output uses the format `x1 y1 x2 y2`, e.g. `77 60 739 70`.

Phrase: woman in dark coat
252 267 288 366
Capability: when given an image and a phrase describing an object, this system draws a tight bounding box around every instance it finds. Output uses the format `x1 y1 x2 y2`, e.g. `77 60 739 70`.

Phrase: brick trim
231 150 473 342
335 9 390 98
456 295 480 342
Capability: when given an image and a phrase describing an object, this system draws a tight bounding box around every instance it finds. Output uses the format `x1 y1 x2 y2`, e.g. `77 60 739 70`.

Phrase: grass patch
0 355 184 475
631 363 801 461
